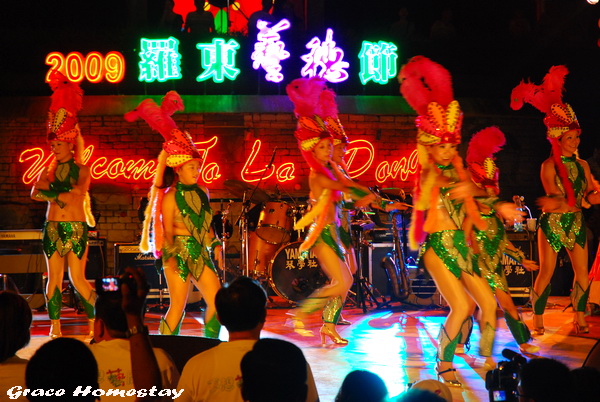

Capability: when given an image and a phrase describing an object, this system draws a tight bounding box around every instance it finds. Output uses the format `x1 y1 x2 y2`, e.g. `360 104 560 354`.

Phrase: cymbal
224 179 270 203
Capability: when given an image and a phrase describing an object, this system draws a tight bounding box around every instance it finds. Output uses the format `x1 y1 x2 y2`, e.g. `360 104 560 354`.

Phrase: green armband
349 187 369 199
210 238 222 249
36 190 66 208
475 196 499 209
504 247 525 264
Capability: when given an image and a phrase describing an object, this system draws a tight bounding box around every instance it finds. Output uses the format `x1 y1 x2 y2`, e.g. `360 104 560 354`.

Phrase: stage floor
20 295 598 401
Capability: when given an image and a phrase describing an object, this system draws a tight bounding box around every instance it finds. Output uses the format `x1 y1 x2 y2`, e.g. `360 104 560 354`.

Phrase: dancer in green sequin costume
511 66 600 335
465 127 540 355
286 77 374 346
322 87 408 326
129 92 223 338
30 71 97 339
399 57 524 387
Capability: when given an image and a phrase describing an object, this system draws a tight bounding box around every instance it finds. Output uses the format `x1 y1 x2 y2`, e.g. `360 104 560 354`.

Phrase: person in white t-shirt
177 276 319 402
89 280 179 401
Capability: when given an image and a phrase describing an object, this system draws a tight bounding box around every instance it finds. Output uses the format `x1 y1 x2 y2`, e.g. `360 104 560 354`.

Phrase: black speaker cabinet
86 239 106 280
505 232 535 305
365 243 394 296
114 243 164 290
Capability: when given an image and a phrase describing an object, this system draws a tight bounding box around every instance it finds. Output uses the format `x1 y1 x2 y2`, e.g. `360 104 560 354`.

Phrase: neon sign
19 138 417 186
138 37 183 83
241 139 296 183
358 41 398 85
45 51 125 84
251 19 291 83
19 136 222 185
300 28 349 83
196 38 241 83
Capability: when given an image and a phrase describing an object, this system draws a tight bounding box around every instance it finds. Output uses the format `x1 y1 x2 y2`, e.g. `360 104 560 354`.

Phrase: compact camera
485 349 527 402
96 272 136 295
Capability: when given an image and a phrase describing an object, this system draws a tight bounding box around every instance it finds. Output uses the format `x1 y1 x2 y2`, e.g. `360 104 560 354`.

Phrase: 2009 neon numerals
45 51 125 84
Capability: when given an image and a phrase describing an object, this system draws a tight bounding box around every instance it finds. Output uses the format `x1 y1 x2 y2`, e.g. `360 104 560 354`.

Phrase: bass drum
268 241 328 303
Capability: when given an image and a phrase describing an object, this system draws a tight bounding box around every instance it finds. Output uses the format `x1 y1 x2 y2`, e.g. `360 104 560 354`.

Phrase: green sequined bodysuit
164 183 219 282
539 156 587 252
420 164 474 278
41 159 88 259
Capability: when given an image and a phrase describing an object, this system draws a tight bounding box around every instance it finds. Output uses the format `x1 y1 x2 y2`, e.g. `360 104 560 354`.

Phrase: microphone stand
236 147 277 277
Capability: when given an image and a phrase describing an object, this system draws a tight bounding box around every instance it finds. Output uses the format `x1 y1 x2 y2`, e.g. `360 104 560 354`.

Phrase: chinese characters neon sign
358 41 398 85
196 38 241 83
300 28 349 83
251 19 291 83
138 37 183 83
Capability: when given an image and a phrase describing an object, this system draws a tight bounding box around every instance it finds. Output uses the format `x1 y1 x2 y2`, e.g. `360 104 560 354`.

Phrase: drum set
218 179 328 303
215 180 414 307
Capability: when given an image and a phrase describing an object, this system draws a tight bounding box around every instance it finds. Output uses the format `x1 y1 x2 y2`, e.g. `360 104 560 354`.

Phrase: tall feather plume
161 90 185 116
510 65 569 114
318 88 338 118
124 98 178 140
398 56 453 114
49 70 83 115
466 126 506 164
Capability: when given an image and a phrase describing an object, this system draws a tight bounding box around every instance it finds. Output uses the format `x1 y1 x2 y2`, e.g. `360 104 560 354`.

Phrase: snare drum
256 201 293 244
268 241 328 302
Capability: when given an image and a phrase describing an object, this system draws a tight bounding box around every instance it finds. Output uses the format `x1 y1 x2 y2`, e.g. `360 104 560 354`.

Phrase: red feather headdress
466 126 506 196
399 56 483 249
46 71 83 143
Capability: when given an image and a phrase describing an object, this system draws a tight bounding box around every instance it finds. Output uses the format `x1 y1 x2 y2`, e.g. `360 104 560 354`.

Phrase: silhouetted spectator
90 280 179 401
335 369 388 402
408 379 452 402
0 291 32 398
177 276 317 402
241 338 309 402
394 388 446 402
185 0 215 36
247 0 276 39
26 337 99 401
389 7 416 43
517 357 572 402
570 366 600 402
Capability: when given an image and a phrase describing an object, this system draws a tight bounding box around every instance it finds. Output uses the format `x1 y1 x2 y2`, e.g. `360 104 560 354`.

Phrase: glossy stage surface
21 295 598 401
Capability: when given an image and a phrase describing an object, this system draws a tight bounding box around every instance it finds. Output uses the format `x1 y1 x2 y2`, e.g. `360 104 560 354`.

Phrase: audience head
395 388 446 402
215 276 267 332
26 337 99 401
241 338 307 402
0 290 32 362
570 366 600 402
518 357 572 402
403 379 451 402
94 289 129 338
335 369 388 402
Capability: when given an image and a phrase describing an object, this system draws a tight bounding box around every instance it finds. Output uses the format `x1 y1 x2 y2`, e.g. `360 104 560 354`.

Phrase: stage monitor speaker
86 239 106 280
149 335 220 373
114 243 164 290
365 243 394 297
505 232 536 305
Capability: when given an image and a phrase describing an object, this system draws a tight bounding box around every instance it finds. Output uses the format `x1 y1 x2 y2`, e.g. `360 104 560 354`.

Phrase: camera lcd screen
492 390 506 401
101 277 119 292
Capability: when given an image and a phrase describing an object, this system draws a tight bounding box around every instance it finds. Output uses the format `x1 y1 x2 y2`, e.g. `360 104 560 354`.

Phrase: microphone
267 147 277 170
501 348 527 365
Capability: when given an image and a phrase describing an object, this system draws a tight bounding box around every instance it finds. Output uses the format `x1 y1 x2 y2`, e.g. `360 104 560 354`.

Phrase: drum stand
351 226 390 313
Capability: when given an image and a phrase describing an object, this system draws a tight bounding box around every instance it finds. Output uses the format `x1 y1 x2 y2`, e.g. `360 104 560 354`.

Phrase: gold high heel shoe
285 318 314 337
320 324 348 346
435 363 462 387
573 320 589 334
49 319 62 339
519 342 540 355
